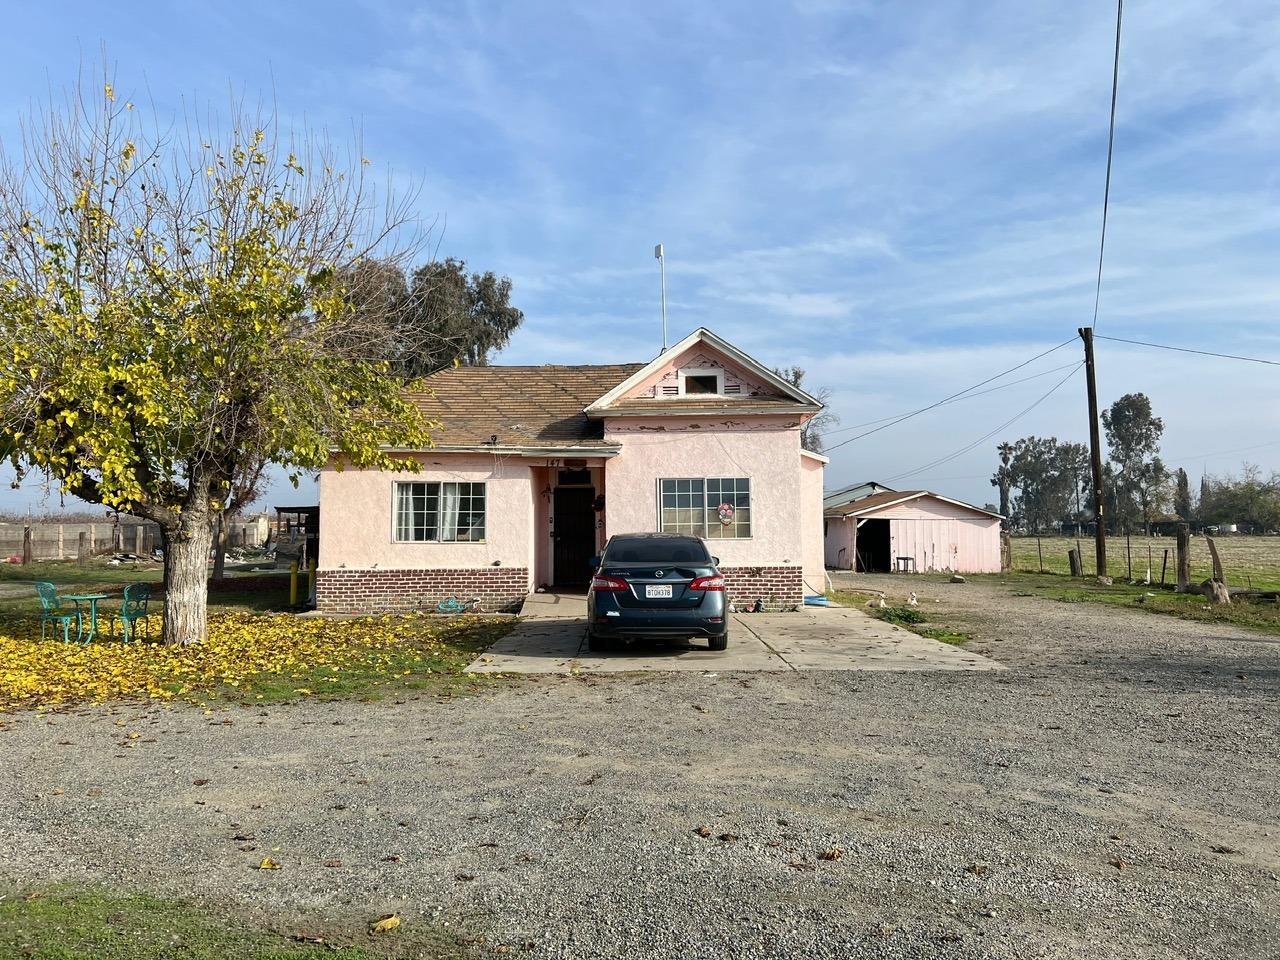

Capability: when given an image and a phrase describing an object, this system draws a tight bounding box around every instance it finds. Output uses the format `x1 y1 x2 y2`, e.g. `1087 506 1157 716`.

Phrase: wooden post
1206 536 1225 583
1068 548 1084 577
1080 326 1108 576
77 531 88 564
1125 527 1132 581
1175 524 1191 592
1160 549 1169 587
1037 536 1044 573
1146 543 1153 583
21 526 32 565
1000 531 1012 572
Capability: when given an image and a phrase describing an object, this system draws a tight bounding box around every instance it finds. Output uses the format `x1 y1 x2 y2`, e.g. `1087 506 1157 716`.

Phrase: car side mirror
712 556 720 566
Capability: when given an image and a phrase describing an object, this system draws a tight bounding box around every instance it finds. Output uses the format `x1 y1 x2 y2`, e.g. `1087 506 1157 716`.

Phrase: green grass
0 885 469 959
1011 534 1280 590
829 592 972 646
0 559 293 618
982 570 1280 637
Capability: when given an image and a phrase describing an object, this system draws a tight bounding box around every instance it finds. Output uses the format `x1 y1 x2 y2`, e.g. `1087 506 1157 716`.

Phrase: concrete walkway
465 592 1002 674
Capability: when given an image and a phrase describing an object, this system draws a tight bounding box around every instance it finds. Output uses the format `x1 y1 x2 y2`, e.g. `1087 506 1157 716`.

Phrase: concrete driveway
465 591 1001 674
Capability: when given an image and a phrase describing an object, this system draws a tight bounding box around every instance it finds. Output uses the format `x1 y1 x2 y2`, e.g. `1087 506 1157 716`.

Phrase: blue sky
2 0 1279 515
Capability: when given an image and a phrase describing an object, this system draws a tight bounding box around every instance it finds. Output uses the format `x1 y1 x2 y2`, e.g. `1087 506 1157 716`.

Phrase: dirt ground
1 575 1277 959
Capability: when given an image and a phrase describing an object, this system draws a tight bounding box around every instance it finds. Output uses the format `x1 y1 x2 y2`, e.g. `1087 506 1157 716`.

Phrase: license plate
645 584 673 599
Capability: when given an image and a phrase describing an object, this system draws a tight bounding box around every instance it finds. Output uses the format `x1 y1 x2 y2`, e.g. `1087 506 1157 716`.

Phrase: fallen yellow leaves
0 612 477 711
370 914 401 934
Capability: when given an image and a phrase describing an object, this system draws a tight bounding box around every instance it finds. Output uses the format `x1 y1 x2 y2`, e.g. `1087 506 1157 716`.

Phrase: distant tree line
992 392 1280 534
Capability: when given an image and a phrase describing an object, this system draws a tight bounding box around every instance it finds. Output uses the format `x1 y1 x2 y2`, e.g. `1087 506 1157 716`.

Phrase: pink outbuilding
823 488 1003 574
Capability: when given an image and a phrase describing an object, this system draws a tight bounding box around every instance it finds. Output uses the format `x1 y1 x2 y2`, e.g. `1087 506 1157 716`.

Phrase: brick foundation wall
721 565 804 610
315 567 530 614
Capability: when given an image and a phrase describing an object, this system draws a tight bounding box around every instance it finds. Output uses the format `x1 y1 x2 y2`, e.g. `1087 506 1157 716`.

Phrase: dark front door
553 487 596 587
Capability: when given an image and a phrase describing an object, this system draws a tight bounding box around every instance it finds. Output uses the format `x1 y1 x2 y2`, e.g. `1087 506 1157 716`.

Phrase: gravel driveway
2 576 1277 959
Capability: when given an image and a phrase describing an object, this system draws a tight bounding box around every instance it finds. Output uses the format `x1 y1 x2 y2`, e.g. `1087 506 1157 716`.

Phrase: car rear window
604 538 710 564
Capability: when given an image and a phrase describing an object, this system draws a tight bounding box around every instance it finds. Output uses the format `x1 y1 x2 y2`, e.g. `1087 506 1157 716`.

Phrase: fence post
58 524 65 560
78 531 88 564
1068 548 1083 578
290 561 299 606
1205 536 1226 583
22 526 32 565
1175 524 1191 592
1000 531 1012 572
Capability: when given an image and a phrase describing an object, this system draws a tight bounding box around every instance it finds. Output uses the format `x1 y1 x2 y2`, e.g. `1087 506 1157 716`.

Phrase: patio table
63 593 109 644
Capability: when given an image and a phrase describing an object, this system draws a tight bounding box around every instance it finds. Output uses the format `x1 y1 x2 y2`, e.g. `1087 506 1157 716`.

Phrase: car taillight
688 574 726 591
591 575 628 592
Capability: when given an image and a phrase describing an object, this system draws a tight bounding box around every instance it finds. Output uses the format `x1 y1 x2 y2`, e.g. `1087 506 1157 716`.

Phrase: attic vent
661 385 679 396
723 383 741 395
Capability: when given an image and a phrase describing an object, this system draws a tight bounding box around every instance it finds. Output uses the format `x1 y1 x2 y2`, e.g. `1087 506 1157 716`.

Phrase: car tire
709 633 729 652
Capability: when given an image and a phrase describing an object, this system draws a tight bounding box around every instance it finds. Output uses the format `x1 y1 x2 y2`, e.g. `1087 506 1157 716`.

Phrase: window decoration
394 482 486 542
658 478 751 538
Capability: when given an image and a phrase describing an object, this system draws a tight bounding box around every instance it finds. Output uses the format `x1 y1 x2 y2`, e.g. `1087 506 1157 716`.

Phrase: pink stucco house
316 328 828 613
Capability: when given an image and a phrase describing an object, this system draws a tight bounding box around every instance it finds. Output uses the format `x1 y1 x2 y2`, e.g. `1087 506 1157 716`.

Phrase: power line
883 364 1083 484
821 360 1082 437
1091 0 1124 330
1094 334 1280 367
1165 438 1280 463
822 338 1077 454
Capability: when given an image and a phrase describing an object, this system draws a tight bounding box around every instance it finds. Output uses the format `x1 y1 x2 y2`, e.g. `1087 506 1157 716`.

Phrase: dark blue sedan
586 533 728 652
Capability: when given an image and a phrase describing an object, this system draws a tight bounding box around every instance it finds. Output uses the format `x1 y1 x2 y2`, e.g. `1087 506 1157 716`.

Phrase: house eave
335 444 623 458
585 403 822 419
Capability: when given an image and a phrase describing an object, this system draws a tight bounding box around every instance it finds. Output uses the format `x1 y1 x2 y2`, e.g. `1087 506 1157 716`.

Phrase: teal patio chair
36 581 79 643
110 583 153 642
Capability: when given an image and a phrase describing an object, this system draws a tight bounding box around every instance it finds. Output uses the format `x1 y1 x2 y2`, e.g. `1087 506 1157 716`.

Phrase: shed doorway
856 519 890 572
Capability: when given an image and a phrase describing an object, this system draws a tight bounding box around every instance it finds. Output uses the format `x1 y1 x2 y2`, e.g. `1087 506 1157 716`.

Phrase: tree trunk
212 512 227 582
161 513 212 646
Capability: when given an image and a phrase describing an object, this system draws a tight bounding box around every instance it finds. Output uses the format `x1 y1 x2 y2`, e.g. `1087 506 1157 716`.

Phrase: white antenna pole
654 243 667 351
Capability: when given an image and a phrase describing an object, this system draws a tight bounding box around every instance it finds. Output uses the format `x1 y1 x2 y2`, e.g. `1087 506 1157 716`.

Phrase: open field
1011 534 1280 590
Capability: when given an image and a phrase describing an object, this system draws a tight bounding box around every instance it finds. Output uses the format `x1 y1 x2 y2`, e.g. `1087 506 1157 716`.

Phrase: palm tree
991 442 1015 527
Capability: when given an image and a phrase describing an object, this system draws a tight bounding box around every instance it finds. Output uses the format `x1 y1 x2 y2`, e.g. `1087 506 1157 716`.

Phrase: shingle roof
406 364 644 448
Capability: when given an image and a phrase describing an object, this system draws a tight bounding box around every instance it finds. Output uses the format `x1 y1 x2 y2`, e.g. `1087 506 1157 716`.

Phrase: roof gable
825 489 1002 519
585 327 821 415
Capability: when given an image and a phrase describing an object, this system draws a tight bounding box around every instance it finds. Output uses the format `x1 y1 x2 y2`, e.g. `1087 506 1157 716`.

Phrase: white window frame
392 480 487 543
656 477 753 540
677 366 724 396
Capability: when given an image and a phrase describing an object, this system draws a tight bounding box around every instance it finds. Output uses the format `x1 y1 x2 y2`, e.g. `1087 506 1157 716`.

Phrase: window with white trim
394 481 486 542
658 477 751 539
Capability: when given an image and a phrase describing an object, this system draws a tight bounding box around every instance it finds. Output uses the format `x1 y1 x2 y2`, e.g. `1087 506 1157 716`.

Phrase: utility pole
1079 326 1107 576
654 243 668 351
